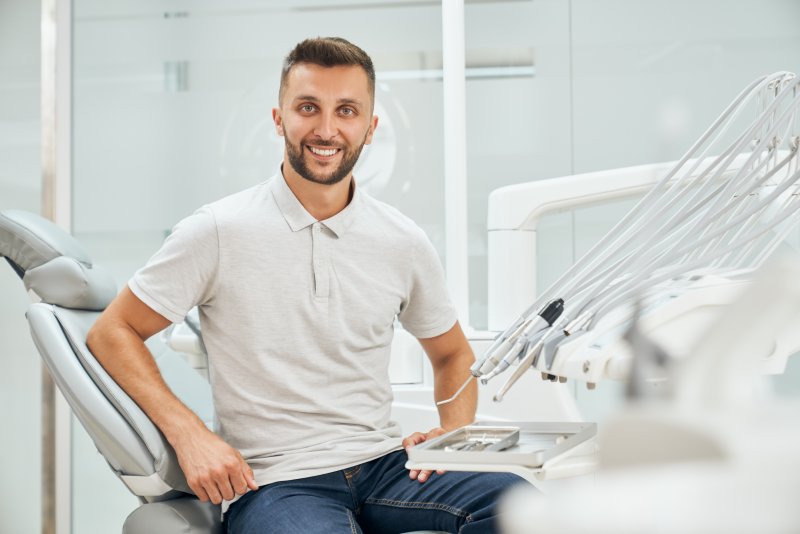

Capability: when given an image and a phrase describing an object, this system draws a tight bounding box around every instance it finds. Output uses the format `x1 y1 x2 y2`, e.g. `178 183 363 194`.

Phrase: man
87 37 524 533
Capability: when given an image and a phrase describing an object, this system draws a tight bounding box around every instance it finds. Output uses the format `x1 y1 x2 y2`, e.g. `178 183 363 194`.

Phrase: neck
281 164 353 221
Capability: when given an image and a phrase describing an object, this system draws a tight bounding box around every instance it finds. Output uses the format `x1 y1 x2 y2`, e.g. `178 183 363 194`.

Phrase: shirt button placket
312 223 329 299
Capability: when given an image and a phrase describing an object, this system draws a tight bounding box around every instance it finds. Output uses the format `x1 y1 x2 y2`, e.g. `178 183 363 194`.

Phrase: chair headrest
0 210 116 310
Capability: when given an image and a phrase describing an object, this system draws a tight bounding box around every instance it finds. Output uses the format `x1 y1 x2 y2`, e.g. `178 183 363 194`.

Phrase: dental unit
441 71 800 406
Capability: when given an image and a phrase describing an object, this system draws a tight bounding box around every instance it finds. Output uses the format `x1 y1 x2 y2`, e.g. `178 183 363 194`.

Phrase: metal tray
438 426 520 452
408 421 596 468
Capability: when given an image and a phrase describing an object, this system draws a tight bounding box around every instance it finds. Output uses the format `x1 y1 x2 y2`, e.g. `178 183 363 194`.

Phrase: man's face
273 63 378 186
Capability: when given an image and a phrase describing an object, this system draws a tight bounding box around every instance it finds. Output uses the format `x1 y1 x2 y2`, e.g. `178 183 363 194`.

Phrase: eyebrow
293 95 365 108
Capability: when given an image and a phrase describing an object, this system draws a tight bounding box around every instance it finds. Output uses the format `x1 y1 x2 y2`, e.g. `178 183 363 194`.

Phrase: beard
284 132 367 186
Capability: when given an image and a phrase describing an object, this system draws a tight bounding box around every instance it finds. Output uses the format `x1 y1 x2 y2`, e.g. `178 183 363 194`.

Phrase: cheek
282 124 304 144
281 117 307 138
346 122 374 145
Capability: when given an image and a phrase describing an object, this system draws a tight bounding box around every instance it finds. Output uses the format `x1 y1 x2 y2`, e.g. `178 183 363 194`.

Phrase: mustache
302 139 344 149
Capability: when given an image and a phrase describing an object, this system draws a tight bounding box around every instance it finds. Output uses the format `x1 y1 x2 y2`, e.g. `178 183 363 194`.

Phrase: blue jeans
226 450 528 533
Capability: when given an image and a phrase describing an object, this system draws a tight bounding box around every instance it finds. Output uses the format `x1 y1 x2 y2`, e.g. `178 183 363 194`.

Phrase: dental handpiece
438 322 531 406
492 333 549 403
479 299 565 383
437 299 565 406
479 327 548 384
474 299 565 377
469 318 531 378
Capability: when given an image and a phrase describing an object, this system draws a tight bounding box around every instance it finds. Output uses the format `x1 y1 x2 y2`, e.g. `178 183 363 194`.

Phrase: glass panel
571 0 800 174
0 1 42 532
465 0 572 329
72 1 444 530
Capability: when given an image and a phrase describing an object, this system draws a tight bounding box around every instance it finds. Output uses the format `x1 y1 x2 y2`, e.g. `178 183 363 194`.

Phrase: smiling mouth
308 146 341 157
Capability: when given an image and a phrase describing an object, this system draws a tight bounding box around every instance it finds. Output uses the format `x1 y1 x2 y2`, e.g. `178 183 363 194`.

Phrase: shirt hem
221 442 405 518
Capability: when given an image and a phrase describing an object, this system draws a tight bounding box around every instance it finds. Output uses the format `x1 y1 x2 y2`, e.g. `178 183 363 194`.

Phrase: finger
230 471 249 496
417 470 433 483
228 458 251 495
217 476 236 501
231 461 257 495
436 469 446 475
409 469 420 480
193 484 211 503
204 481 224 505
427 428 447 439
402 432 426 450
244 463 259 491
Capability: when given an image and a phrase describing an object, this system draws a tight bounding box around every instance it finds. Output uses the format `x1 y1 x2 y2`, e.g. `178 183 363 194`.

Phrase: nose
313 111 338 141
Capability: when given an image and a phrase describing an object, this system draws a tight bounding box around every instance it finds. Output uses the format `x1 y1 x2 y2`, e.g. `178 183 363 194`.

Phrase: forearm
433 349 477 430
87 321 206 445
86 291 254 503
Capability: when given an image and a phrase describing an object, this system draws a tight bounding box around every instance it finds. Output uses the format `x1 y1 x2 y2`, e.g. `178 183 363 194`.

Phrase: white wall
0 1 42 533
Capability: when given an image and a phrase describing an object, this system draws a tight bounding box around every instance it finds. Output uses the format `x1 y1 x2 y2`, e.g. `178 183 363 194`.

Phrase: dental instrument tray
408 421 596 468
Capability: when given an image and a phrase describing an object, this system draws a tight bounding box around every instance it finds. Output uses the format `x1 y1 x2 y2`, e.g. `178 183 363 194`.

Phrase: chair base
123 496 222 534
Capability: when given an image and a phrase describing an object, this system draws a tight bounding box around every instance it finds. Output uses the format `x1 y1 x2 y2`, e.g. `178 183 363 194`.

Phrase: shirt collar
269 168 361 238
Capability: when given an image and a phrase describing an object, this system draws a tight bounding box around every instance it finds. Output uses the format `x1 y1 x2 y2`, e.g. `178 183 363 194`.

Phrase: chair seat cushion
123 497 221 534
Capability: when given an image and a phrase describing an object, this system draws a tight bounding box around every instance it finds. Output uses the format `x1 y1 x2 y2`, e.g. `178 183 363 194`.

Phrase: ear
364 115 379 145
272 108 284 136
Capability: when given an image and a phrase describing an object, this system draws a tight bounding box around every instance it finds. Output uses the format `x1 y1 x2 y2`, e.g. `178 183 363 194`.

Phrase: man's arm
422 320 477 429
86 287 257 504
402 320 477 482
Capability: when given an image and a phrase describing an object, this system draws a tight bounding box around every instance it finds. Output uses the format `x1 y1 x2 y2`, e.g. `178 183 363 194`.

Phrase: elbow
85 322 101 355
86 316 110 359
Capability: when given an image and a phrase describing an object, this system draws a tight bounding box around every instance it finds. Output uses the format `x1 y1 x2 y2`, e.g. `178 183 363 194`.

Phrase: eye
299 104 316 113
339 107 356 117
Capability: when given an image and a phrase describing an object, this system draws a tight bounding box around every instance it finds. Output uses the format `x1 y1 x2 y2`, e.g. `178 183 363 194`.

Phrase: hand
173 426 259 504
403 427 448 483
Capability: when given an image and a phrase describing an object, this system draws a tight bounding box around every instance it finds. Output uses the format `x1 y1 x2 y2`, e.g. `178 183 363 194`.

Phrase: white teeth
310 147 338 157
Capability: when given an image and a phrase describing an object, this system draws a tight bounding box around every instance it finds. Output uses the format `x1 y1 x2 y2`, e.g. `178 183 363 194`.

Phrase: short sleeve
397 230 458 339
128 207 219 324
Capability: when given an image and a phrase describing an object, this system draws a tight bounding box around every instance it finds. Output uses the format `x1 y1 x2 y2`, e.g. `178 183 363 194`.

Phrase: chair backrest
0 210 197 501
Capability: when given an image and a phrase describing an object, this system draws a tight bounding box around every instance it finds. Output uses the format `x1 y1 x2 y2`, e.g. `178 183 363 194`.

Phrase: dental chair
0 209 222 533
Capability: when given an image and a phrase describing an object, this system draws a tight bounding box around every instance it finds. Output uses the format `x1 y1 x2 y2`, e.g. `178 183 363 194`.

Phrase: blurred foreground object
500 257 800 533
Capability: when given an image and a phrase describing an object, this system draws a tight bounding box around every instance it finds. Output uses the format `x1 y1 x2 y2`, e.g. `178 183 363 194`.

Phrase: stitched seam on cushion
363 498 469 518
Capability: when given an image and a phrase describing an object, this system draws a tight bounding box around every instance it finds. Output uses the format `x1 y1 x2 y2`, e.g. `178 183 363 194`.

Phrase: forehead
283 63 372 104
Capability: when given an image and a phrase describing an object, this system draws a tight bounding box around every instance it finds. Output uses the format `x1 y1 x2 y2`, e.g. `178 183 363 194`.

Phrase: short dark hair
279 37 376 106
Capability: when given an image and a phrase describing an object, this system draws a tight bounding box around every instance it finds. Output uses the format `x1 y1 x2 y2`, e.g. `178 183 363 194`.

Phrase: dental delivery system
439 71 800 406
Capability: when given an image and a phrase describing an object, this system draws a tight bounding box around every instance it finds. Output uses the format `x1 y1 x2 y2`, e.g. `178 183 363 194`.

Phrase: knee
225 489 294 534
226 488 354 534
225 490 264 534
479 472 529 501
460 473 531 531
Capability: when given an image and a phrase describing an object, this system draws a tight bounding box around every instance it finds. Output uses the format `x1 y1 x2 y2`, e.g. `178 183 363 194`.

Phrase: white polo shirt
129 172 457 492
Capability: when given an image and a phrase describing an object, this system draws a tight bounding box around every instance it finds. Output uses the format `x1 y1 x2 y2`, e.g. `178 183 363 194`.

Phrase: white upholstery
1 209 220 532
